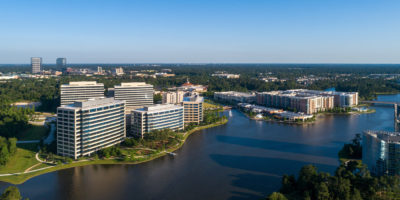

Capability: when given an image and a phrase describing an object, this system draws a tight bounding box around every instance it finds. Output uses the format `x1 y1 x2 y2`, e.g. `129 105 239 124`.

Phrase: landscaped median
0 118 228 185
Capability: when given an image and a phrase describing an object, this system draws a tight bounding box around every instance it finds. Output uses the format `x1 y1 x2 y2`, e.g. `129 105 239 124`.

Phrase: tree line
267 163 400 200
0 137 17 166
0 98 34 138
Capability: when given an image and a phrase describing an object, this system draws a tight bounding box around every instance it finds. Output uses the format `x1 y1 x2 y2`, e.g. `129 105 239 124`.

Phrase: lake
0 94 398 200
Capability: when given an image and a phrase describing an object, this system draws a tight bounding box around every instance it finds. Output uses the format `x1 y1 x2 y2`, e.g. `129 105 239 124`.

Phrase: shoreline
0 119 228 185
241 108 375 125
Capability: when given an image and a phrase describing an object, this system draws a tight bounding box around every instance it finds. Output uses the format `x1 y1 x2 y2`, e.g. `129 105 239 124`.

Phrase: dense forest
2 65 400 113
0 98 34 138
0 186 26 200
0 65 399 140
267 135 400 200
267 163 400 200
0 137 17 166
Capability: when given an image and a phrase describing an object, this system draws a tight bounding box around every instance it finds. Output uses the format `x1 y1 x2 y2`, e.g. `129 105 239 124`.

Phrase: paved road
44 123 55 145
17 122 56 144
16 140 40 144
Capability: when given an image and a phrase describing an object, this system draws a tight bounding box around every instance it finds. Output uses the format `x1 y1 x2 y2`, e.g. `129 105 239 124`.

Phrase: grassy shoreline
0 119 228 185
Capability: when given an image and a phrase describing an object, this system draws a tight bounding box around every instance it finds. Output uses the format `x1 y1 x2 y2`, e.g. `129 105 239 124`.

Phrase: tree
351 189 362 200
280 175 295 194
153 93 162 103
267 192 287 200
0 144 9 165
316 182 330 200
7 138 17 155
0 186 22 200
297 165 317 191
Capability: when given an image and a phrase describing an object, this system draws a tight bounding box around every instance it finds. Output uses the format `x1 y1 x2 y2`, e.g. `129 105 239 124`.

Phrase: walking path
44 123 55 145
16 140 40 144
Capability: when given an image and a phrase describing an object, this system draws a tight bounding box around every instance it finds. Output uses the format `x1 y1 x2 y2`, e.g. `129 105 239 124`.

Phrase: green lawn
0 144 39 174
30 163 53 171
17 125 48 141
0 118 229 185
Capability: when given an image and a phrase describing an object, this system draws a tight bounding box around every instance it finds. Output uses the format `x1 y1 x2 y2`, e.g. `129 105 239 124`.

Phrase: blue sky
1 0 400 64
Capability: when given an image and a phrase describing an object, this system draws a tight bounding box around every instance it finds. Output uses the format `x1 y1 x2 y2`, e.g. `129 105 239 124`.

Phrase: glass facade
362 130 400 176
132 105 184 137
57 99 125 159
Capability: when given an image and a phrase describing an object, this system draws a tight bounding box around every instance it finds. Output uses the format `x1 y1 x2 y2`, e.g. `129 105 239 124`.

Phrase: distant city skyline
1 0 400 64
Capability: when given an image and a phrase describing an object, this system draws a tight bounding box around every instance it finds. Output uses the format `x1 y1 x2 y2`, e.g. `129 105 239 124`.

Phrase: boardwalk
360 100 398 105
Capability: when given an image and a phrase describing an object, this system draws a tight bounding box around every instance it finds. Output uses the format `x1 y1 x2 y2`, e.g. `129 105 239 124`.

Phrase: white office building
114 82 154 111
60 81 105 106
57 98 126 159
31 57 42 74
131 104 184 137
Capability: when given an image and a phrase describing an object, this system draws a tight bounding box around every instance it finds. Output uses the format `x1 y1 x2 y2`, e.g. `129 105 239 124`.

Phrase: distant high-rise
113 67 124 76
31 57 42 74
57 98 126 159
114 82 154 111
97 66 103 75
56 58 66 68
60 81 105 105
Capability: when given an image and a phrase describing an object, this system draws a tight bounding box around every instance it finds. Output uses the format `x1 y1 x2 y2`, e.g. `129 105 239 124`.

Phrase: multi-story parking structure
60 81 105 106
57 98 126 159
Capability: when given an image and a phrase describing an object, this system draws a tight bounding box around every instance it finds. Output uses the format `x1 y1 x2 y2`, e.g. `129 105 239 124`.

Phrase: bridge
360 100 398 105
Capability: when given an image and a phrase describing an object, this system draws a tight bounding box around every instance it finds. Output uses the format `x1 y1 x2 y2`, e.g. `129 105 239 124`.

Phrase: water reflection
1 94 399 200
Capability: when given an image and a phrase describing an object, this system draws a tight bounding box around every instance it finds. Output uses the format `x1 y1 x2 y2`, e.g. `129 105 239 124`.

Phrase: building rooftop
62 81 104 86
116 82 152 87
215 91 255 97
134 104 183 113
365 130 400 144
59 97 125 109
183 96 204 103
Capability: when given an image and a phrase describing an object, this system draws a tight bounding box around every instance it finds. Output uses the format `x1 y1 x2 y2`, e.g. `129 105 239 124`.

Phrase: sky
1 0 400 64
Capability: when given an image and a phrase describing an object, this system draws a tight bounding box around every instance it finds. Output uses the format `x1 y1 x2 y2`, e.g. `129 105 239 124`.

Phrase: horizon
2 0 400 64
3 62 400 65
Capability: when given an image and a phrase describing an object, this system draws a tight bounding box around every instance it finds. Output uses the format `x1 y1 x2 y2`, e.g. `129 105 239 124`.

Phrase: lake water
0 95 398 200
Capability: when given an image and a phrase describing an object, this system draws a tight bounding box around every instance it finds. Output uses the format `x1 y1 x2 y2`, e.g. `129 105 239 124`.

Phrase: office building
31 57 42 74
56 58 66 68
113 67 124 76
114 82 154 111
60 81 105 105
182 96 204 124
211 73 240 79
394 104 400 132
214 91 256 104
131 104 184 137
57 98 126 159
162 91 185 104
362 130 400 176
97 66 104 75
